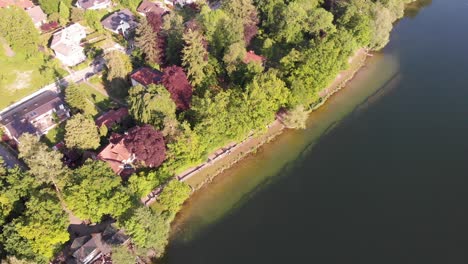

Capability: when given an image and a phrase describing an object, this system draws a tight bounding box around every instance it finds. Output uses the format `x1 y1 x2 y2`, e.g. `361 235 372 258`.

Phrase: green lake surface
164 0 468 263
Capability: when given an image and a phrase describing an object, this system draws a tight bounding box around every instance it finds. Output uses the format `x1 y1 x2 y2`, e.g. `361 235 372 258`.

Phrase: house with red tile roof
97 133 135 176
243 50 265 65
130 67 163 87
95 108 129 129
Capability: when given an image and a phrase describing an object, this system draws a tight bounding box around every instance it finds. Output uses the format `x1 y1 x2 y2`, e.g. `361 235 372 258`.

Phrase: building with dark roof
101 9 137 35
136 0 167 16
130 67 163 87
0 91 70 143
70 225 130 264
76 0 111 9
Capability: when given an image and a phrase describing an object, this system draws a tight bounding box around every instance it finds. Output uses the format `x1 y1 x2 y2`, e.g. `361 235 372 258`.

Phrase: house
130 67 163 87
167 0 195 7
97 133 135 176
0 0 33 9
76 0 111 9
101 9 137 37
70 225 129 264
95 108 129 129
51 23 87 66
26 5 47 28
0 91 70 143
243 50 264 65
136 0 167 16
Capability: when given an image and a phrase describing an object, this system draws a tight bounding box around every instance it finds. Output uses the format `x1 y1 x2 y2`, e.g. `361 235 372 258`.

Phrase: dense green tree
14 189 69 261
111 246 136 264
64 114 101 150
119 0 141 11
282 105 308 129
135 18 162 65
369 3 394 50
18 134 67 192
0 7 39 55
123 206 170 256
277 0 335 44
38 0 59 14
105 51 133 82
65 83 97 116
128 170 161 198
162 12 185 65
84 9 106 32
127 84 178 136
182 29 209 87
70 7 84 22
0 166 36 226
165 122 206 174
221 0 258 45
157 180 191 213
58 1 70 25
1 221 37 262
63 160 132 222
99 124 108 137
243 70 290 128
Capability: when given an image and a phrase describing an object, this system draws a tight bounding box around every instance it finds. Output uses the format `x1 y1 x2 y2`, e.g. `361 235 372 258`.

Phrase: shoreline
177 48 369 191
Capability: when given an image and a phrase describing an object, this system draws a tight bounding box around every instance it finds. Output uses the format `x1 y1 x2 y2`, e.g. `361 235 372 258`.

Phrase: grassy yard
43 123 66 147
79 82 115 115
0 52 67 110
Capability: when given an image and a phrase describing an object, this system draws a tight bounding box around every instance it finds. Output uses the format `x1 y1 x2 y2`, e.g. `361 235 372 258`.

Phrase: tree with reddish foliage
162 66 193 111
123 125 166 168
243 12 259 46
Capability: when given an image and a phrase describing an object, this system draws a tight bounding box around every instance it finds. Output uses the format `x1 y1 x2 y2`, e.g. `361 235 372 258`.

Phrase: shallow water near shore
164 0 468 263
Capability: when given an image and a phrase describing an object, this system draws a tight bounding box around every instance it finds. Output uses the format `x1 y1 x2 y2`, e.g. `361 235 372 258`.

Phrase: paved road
0 144 23 169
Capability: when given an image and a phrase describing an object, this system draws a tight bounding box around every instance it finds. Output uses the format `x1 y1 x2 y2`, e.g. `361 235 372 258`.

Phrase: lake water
164 1 468 263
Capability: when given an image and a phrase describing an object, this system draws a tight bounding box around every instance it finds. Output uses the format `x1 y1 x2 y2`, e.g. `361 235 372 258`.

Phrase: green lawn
0 53 67 109
43 123 66 147
79 83 115 115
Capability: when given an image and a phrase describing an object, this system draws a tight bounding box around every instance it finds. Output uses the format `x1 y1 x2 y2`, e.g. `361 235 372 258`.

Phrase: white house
75 0 111 10
50 23 87 66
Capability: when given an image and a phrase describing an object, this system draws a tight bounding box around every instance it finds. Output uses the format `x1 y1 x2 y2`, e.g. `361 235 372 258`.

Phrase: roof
130 67 163 86
72 233 109 264
0 91 65 139
243 50 264 64
76 0 110 9
51 23 86 47
137 0 166 15
71 225 129 264
101 9 136 32
26 5 46 24
0 0 33 8
95 108 129 128
97 133 134 176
